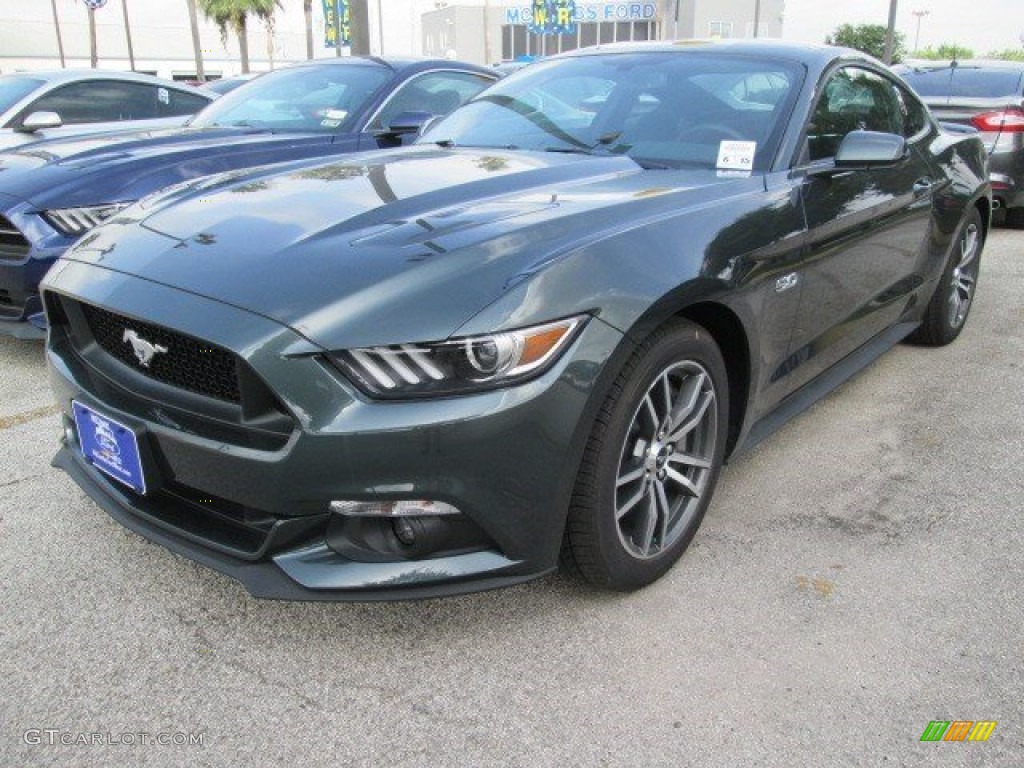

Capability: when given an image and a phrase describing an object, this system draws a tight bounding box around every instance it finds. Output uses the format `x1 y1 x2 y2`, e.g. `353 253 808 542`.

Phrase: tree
348 0 370 55
986 48 1024 62
916 43 975 61
199 0 281 73
826 23 907 63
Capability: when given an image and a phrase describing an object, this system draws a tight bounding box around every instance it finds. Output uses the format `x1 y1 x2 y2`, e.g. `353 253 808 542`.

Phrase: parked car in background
0 57 497 338
0 70 212 150
896 59 1024 227
41 41 990 600
200 73 260 96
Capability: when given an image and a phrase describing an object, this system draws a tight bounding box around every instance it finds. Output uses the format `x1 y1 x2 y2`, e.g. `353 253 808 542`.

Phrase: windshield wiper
543 131 624 157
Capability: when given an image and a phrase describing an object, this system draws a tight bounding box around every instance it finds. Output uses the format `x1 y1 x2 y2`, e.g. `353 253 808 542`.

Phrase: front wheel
562 319 728 590
908 207 983 347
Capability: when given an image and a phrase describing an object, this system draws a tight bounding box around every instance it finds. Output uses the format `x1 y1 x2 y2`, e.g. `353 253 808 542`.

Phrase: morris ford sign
506 2 659 26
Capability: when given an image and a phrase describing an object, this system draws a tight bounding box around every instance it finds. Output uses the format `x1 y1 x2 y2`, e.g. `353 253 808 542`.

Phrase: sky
780 0 1024 55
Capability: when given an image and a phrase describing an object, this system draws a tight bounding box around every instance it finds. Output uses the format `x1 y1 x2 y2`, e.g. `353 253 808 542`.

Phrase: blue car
0 57 496 338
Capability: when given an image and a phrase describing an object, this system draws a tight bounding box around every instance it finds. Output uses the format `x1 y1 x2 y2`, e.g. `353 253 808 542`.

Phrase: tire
561 319 728 591
907 207 984 347
1005 207 1024 230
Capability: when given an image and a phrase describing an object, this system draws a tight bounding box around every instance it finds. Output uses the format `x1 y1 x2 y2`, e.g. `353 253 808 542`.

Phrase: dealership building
423 1 786 65
0 0 784 78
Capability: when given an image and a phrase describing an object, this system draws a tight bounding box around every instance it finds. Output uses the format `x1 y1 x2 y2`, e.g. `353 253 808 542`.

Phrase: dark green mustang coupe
42 41 990 600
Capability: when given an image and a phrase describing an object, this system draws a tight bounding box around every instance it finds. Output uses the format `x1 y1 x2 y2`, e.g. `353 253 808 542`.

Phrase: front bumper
52 447 548 600
0 201 69 337
44 263 623 600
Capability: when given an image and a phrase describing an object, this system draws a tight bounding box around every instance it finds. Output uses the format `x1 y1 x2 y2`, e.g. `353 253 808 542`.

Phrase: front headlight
329 315 587 399
42 202 133 237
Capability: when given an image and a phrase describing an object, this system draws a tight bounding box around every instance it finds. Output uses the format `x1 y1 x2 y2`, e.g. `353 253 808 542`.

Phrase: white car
0 69 212 150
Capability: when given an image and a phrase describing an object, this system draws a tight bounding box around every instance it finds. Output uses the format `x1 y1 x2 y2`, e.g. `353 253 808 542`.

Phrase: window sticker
157 87 169 105
322 109 347 121
716 140 756 171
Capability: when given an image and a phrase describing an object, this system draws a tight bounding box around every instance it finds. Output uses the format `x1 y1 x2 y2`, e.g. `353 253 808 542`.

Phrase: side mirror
383 110 435 138
834 130 907 167
17 111 63 133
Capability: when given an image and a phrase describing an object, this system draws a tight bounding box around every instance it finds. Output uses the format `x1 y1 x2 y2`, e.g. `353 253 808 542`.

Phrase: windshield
900 67 1024 98
190 64 391 132
0 76 44 117
421 52 803 171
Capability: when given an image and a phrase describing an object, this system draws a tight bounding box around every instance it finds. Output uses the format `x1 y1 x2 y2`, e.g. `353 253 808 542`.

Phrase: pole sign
82 0 108 8
323 0 350 48
527 0 578 35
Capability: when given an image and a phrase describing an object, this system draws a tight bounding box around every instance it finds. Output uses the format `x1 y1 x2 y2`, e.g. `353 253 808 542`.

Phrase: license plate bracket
72 400 147 495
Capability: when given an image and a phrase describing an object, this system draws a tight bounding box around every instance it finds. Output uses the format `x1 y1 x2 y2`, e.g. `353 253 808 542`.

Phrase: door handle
913 178 934 197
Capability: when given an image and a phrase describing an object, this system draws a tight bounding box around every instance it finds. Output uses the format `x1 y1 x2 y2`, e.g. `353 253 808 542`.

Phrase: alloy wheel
614 361 718 559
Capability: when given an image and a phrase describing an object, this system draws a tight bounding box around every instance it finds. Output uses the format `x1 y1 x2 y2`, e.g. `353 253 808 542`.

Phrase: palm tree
348 0 370 55
184 0 206 81
50 0 66 68
199 0 280 73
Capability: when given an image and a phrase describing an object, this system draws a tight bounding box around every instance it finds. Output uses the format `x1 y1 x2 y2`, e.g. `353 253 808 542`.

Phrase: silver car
897 59 1024 228
0 69 212 150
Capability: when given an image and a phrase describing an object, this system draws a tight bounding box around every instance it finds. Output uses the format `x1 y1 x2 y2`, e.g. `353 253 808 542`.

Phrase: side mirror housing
17 111 63 133
382 110 435 138
834 130 907 167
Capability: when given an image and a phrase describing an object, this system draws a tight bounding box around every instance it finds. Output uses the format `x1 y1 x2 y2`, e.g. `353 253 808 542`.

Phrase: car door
358 70 497 149
787 65 935 390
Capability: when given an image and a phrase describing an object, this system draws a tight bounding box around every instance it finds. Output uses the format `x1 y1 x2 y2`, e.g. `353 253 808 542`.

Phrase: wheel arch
674 302 751 457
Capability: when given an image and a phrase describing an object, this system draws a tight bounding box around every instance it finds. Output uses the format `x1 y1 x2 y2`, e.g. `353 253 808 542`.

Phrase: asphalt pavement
2 229 1021 767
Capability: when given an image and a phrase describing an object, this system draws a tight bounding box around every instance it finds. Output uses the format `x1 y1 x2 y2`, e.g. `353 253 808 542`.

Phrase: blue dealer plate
72 401 146 495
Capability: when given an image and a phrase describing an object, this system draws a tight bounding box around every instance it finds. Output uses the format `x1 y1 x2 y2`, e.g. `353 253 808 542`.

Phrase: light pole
753 0 761 38
912 10 929 53
883 0 899 64
121 0 135 70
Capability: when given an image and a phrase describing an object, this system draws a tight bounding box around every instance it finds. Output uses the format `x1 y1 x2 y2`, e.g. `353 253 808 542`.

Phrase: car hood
0 116 190 152
0 125 339 208
61 146 757 349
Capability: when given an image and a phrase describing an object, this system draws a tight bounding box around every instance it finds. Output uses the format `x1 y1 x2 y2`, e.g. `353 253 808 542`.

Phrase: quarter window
367 71 495 132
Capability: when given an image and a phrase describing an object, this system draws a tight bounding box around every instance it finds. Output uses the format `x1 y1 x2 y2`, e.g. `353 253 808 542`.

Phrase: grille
81 302 241 403
0 215 30 261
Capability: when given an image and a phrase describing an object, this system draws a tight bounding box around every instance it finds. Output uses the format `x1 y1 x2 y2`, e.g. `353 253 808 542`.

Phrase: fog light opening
392 518 417 547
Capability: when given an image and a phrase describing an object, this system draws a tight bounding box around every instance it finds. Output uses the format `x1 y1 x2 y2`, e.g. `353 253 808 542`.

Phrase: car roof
278 56 497 76
898 58 1024 73
0 69 206 90
553 39 871 69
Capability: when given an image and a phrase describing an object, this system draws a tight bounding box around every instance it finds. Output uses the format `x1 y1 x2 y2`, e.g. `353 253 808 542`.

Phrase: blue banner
322 0 350 48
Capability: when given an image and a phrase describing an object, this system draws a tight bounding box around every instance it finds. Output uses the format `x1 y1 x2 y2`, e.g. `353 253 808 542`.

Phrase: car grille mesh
0 215 30 261
81 302 242 403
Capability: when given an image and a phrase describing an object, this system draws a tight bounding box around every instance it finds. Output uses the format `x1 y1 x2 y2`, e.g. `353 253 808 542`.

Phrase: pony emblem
122 329 168 368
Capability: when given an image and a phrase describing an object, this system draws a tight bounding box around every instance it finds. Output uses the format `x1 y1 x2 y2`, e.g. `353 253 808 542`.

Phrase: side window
804 67 905 162
367 71 495 132
893 84 929 139
20 81 158 125
159 88 210 118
